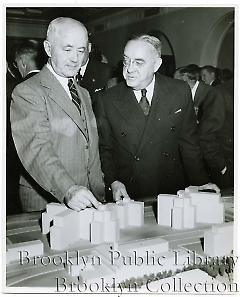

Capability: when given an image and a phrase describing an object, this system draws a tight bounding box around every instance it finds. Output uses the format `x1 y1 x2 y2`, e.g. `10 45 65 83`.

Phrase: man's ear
44 40 51 58
20 57 26 69
154 57 162 73
88 42 92 53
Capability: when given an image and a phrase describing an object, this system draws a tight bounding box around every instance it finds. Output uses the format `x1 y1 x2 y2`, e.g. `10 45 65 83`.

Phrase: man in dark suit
201 65 221 86
214 79 234 188
77 43 113 102
95 34 219 202
180 65 224 121
14 40 42 81
6 62 22 214
180 66 230 188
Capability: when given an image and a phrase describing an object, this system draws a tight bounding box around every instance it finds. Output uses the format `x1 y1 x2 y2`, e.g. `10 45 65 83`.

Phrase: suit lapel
111 77 171 156
39 66 87 139
194 82 206 107
112 85 146 134
109 85 147 155
136 75 170 154
75 82 92 141
194 84 201 107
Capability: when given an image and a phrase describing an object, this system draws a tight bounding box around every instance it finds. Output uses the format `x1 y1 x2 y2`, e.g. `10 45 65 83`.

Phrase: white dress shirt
133 75 155 105
191 80 199 100
79 59 89 77
46 63 72 100
27 70 40 76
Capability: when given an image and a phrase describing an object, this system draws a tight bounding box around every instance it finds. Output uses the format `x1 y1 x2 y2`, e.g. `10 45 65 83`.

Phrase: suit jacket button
85 145 88 149
171 126 176 131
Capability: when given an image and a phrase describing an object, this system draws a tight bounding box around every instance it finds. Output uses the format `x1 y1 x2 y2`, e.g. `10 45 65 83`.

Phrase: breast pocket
168 109 183 132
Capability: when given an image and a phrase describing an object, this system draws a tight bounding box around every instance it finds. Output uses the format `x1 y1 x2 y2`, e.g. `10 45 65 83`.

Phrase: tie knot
141 88 147 97
76 71 82 83
68 78 74 89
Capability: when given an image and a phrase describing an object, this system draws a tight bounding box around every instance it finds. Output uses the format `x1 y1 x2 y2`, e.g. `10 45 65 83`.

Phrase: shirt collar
79 59 89 76
191 80 199 100
133 75 155 104
209 80 214 85
27 70 40 75
46 62 69 87
46 62 73 100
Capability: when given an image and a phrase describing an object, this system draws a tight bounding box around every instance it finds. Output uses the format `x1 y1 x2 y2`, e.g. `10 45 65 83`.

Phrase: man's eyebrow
123 55 145 62
62 45 86 50
63 44 73 48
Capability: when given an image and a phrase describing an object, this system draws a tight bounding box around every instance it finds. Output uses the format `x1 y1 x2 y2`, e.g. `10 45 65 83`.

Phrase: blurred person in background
201 65 221 86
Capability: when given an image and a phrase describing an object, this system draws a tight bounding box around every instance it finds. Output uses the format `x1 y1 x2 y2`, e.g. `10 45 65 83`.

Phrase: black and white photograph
2 0 239 294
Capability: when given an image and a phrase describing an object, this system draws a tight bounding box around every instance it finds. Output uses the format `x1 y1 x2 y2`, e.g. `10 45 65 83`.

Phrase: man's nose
70 51 78 63
127 61 136 73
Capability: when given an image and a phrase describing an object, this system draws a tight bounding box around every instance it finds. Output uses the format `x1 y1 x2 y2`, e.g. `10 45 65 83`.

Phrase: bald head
46 17 88 44
44 17 90 78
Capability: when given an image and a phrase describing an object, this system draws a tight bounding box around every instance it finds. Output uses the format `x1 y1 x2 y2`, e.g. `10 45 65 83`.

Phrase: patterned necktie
139 88 150 116
68 78 81 115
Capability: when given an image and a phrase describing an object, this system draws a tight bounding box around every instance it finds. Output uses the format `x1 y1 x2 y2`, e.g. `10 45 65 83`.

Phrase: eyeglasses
122 58 145 69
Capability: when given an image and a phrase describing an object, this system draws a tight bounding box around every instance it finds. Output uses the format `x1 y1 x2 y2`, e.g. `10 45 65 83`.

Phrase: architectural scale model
157 186 224 229
6 189 235 288
137 269 224 293
65 237 189 284
6 239 43 264
204 222 233 256
41 198 144 250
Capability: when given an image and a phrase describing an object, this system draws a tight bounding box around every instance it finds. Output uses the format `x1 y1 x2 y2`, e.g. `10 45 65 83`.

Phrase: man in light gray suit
10 17 104 212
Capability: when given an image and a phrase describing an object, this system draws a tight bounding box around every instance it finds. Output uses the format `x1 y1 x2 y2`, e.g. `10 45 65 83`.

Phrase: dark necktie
68 78 81 115
139 88 150 116
76 71 83 84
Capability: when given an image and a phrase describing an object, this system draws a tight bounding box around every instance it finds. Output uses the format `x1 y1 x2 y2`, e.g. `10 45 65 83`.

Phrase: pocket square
174 108 182 114
94 88 103 93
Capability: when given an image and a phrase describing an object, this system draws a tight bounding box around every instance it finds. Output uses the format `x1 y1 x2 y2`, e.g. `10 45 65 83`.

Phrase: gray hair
129 34 162 57
46 17 87 42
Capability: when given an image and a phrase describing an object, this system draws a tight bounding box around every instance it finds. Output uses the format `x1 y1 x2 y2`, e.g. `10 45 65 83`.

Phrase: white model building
90 205 119 244
41 199 144 250
158 187 224 229
7 239 43 264
50 208 95 250
204 222 233 256
65 237 189 285
104 198 144 228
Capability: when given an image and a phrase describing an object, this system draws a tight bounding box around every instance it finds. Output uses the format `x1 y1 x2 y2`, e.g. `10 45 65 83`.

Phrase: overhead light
26 8 42 14
7 9 25 15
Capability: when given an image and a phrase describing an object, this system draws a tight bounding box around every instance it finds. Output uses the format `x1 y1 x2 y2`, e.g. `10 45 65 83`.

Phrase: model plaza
6 187 235 292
